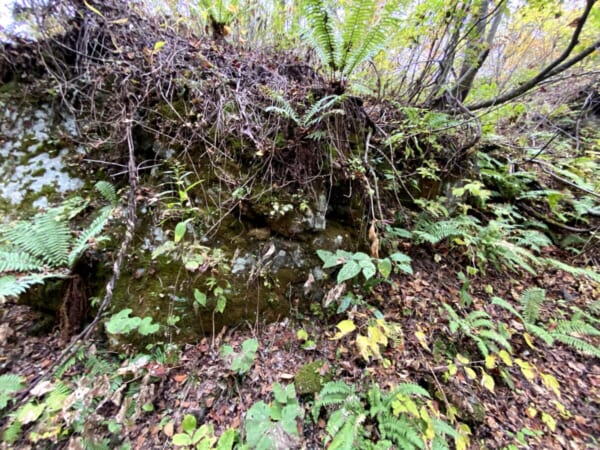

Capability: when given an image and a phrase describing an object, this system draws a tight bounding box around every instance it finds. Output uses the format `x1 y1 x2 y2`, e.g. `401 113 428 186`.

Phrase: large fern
301 0 401 82
0 182 116 301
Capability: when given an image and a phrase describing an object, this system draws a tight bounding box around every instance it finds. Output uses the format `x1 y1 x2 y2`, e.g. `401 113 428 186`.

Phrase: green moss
294 360 331 395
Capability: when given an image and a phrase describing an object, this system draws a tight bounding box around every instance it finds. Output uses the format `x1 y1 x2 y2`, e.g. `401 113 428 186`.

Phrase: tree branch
466 0 598 111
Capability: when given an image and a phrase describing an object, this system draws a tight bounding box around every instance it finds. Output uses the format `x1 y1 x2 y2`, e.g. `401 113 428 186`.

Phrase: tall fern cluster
312 381 464 449
0 181 116 301
410 214 600 282
302 0 401 83
492 288 600 358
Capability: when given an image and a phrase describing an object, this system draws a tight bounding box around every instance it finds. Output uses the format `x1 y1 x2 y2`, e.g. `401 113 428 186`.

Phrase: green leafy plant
312 381 468 450
317 249 412 285
243 383 303 450
444 303 512 357
105 308 160 336
301 0 401 84
0 373 24 410
173 414 236 449
265 91 346 132
220 338 259 375
492 288 600 357
0 181 116 301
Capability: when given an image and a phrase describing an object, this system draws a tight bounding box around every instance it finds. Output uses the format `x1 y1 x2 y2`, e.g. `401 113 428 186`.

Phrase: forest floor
1 247 598 449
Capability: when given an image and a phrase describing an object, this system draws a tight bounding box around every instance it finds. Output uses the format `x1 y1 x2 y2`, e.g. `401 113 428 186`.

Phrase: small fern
444 303 511 356
0 373 24 409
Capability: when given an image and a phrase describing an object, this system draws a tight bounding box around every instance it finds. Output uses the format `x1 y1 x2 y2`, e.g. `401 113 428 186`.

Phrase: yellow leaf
515 358 536 381
541 412 556 432
420 407 435 440
446 362 458 377
455 423 472 450
485 354 496 369
540 373 561 398
415 329 430 351
392 394 419 417
109 18 128 25
551 400 571 418
369 324 387 347
526 406 537 418
356 334 372 361
497 349 513 366
464 367 477 380
523 332 536 349
481 369 495 393
84 0 104 17
153 41 166 53
330 320 356 340
456 353 470 365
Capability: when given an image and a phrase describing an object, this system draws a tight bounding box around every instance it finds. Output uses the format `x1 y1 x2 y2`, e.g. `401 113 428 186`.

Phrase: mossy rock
294 360 330 395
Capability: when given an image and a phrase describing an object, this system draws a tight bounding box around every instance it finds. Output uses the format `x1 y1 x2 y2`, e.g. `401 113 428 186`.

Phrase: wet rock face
0 101 85 213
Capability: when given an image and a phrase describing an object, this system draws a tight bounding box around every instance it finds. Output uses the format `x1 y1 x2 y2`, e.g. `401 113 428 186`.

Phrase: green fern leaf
379 414 424 449
339 0 376 72
68 206 112 267
303 0 340 73
95 181 117 205
520 288 545 323
0 251 44 273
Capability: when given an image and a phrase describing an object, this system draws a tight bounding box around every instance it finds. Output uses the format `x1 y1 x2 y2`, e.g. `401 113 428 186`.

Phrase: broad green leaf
377 258 392 278
182 414 197 434
138 317 159 335
359 259 377 280
174 221 187 243
16 402 45 424
296 329 308 341
194 289 207 307
337 260 361 283
216 429 236 450
173 433 192 446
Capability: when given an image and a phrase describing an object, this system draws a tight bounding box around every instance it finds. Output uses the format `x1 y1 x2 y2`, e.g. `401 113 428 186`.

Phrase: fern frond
554 319 600 337
553 334 600 357
95 181 117 205
339 0 376 72
0 250 45 273
0 373 24 395
395 383 431 399
303 0 340 73
314 381 356 421
520 288 545 323
68 206 112 267
0 274 53 300
413 219 463 244
265 91 301 124
379 414 424 449
544 258 600 283
303 94 345 125
328 412 362 450
4 210 70 267
491 296 522 319
525 323 554 346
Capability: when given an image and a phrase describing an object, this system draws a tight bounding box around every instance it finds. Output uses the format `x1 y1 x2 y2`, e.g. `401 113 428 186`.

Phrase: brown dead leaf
162 421 174 437
173 373 187 383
